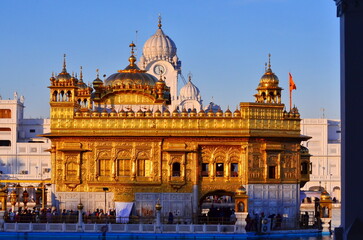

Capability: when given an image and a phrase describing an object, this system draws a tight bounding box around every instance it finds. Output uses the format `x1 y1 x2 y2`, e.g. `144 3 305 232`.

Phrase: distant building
300 119 341 201
0 93 51 208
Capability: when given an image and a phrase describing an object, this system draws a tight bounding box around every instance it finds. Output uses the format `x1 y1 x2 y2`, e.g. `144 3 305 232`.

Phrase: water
0 232 333 240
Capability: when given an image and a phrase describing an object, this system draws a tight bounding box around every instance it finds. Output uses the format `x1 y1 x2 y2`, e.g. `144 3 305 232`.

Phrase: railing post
139 223 142 232
29 222 33 232
62 222 66 232
190 223 194 233
176 223 179 233
15 222 18 232
217 223 220 233
203 223 206 233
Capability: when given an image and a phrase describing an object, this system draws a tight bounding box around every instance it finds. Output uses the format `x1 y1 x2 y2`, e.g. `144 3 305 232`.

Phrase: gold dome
259 69 279 87
56 54 71 82
155 202 162 211
105 43 158 87
321 190 332 201
236 185 247 195
93 69 103 85
257 55 280 88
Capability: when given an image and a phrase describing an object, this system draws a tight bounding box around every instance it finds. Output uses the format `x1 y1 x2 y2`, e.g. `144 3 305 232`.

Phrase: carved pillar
235 185 249 233
50 145 57 183
0 190 7 211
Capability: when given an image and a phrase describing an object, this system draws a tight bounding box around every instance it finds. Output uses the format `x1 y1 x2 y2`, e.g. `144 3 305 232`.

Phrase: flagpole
290 88 292 111
289 73 292 111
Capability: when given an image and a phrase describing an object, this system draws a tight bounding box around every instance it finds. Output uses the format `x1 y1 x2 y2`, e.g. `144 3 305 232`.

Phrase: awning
115 202 134 223
300 191 321 201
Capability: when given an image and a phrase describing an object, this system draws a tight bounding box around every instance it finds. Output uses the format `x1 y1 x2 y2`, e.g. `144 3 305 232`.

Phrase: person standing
168 212 174 224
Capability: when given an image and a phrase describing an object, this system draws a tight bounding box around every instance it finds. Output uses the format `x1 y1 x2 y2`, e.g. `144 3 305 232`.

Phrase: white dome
142 28 177 63
180 79 200 100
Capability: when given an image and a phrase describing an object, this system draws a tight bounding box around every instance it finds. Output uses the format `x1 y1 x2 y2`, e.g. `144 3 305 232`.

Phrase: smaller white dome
180 78 200 101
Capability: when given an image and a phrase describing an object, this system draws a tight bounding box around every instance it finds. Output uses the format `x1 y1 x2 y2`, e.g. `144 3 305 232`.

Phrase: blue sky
0 0 339 119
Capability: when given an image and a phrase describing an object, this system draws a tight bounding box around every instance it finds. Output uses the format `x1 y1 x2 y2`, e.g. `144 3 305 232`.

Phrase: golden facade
45 46 310 220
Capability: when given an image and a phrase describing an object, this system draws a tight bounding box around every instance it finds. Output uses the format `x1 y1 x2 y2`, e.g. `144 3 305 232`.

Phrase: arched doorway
199 190 235 224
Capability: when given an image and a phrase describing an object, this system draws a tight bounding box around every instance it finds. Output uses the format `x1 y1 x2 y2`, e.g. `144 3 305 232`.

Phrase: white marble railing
3 223 241 233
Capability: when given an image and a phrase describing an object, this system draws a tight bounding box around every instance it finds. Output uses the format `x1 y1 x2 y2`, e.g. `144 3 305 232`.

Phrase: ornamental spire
158 14 162 29
80 66 83 81
129 42 135 56
62 54 67 73
129 42 136 66
268 53 271 70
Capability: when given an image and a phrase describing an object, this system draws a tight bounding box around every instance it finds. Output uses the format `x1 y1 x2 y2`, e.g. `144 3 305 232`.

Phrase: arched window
230 163 238 177
137 152 151 177
268 166 276 179
67 91 72 101
60 91 65 101
172 162 180 177
201 163 209 177
83 99 88 108
52 91 58 102
99 157 110 176
117 157 130 176
216 163 224 177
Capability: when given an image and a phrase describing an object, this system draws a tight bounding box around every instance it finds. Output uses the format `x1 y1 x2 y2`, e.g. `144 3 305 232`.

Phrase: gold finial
71 72 74 77
128 42 137 66
265 62 267 72
52 72 54 77
96 69 99 78
187 72 193 82
158 14 162 29
80 66 83 80
129 41 136 56
268 53 271 69
62 54 67 72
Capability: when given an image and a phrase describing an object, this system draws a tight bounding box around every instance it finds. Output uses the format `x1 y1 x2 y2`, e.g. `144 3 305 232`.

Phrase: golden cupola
91 42 171 107
76 66 88 89
254 54 283 104
56 54 72 82
321 189 332 201
104 42 158 87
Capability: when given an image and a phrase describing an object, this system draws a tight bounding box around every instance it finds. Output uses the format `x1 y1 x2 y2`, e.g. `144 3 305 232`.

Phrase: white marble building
300 118 341 201
0 92 51 207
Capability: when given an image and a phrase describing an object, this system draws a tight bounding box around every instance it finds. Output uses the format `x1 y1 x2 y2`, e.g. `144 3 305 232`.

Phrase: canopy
115 202 134 223
300 191 321 202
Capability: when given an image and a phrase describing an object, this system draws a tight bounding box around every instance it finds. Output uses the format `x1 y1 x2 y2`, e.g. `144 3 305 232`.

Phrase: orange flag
289 72 297 91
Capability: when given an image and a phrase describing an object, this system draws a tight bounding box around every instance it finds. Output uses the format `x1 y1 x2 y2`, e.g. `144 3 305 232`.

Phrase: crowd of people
245 212 283 232
4 207 118 224
198 205 236 224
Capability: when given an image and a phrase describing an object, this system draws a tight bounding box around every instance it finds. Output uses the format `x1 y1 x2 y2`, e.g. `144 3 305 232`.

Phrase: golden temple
44 21 310 222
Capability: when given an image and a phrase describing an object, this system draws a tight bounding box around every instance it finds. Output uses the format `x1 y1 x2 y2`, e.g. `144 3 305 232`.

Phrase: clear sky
0 0 339 119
